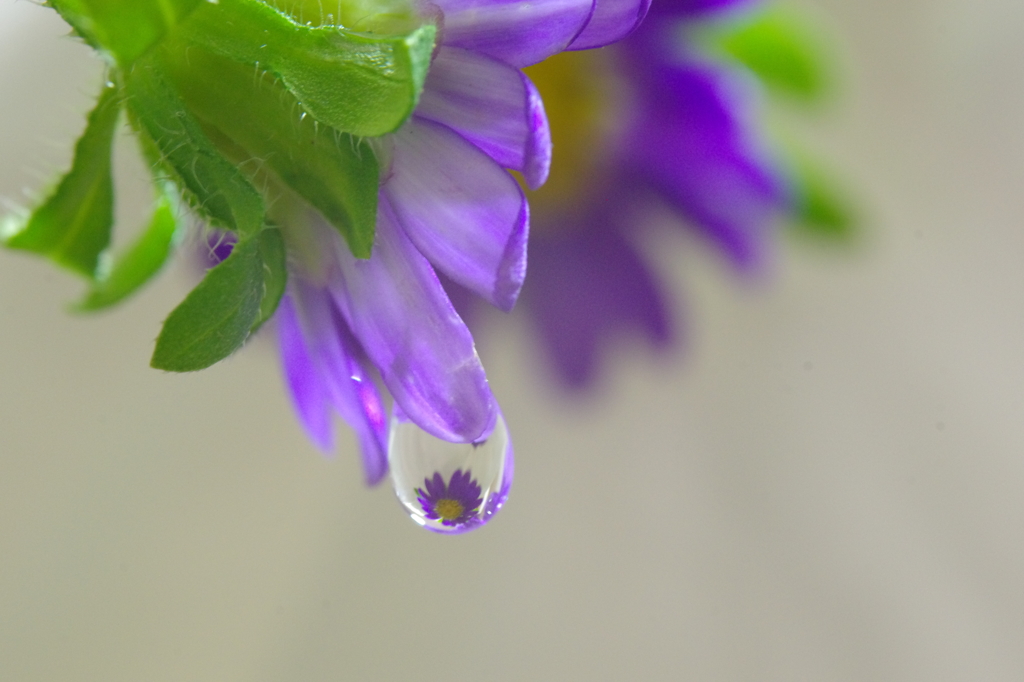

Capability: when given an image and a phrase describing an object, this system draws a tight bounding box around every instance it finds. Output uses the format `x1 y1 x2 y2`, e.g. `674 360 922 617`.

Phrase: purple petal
416 47 551 189
645 0 757 19
522 76 553 190
327 200 497 443
624 63 784 267
385 117 529 312
567 0 651 50
425 472 447 499
436 0 595 67
447 469 474 498
277 294 334 453
287 282 390 485
524 216 674 388
436 271 482 331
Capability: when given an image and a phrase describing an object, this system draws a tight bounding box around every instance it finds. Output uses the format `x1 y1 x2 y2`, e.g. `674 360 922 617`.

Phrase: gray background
3 0 1024 679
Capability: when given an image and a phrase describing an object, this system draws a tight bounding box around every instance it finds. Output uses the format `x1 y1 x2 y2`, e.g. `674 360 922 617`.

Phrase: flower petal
327 201 497 443
524 217 673 388
567 0 651 50
287 282 389 485
385 117 529 311
436 0 595 67
277 293 334 453
646 0 756 19
521 76 553 190
625 63 784 266
416 47 551 189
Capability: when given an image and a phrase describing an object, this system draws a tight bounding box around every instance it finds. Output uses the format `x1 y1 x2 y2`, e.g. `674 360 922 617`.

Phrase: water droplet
388 411 513 534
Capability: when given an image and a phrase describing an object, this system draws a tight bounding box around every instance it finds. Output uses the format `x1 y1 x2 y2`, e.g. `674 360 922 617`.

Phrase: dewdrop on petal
388 408 514 534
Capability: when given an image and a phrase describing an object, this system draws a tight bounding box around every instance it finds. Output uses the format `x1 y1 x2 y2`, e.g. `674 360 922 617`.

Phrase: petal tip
567 0 652 50
522 75 552 190
493 197 529 312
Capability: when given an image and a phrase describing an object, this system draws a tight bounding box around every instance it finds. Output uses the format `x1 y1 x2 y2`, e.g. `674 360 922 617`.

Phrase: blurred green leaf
48 0 204 66
3 84 120 277
151 228 283 371
177 0 435 136
75 194 181 311
124 59 266 238
706 7 831 103
162 46 379 257
788 156 856 240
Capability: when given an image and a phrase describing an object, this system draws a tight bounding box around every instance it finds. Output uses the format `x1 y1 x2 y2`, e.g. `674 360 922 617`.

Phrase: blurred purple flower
272 0 651 484
506 0 788 388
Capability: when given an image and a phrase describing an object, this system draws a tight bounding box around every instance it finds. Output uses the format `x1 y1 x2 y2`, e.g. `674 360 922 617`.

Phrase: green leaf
123 59 266 238
161 46 378 257
151 233 262 371
252 227 287 333
75 194 182 311
48 0 205 66
151 227 286 371
176 0 436 136
703 8 832 103
3 84 120 277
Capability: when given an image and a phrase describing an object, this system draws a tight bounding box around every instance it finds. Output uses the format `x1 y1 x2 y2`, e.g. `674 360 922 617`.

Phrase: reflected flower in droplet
417 470 484 527
389 408 514 534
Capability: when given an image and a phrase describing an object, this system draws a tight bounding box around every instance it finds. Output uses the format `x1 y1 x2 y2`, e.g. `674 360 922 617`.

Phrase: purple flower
508 0 788 388
277 0 651 485
416 469 485 528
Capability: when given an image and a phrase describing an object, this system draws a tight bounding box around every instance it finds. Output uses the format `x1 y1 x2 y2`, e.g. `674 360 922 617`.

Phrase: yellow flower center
434 498 465 521
521 48 624 223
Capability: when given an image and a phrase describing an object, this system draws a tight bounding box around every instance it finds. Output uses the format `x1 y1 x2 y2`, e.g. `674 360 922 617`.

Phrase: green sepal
47 0 205 66
698 7 832 104
177 0 436 137
162 46 379 257
251 227 288 334
3 83 120 277
75 194 182 311
788 156 856 240
123 58 266 238
151 227 285 372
